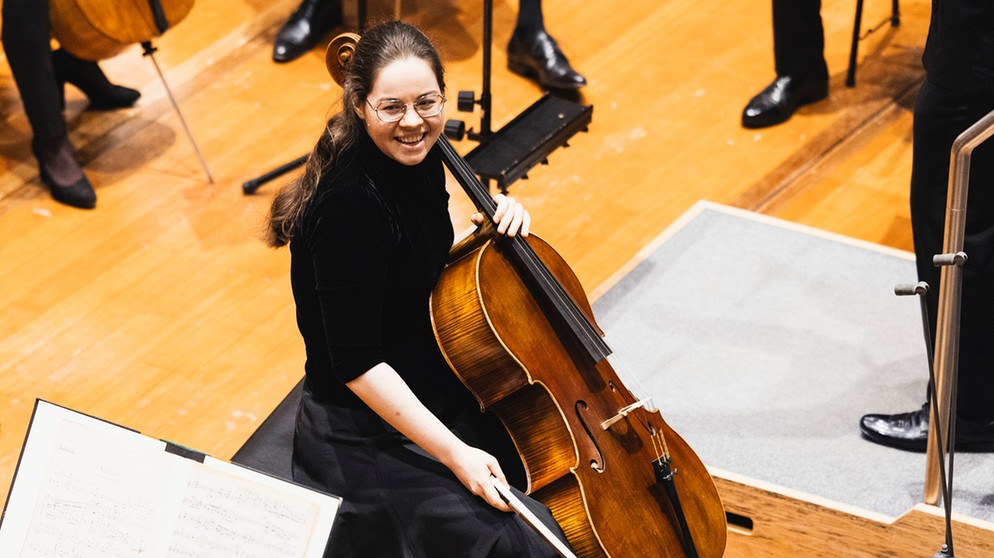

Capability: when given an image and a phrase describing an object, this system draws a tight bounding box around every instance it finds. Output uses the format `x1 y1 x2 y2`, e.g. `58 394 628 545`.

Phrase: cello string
441 137 672 459
440 138 674 459
605 349 672 459
440 138 608 358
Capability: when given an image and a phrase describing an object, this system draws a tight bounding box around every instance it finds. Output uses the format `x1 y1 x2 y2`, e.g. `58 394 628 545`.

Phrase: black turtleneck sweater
289 133 472 417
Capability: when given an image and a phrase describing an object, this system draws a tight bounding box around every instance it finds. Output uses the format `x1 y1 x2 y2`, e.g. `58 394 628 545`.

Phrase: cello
47 0 212 182
49 0 194 62
430 154 728 557
326 33 727 558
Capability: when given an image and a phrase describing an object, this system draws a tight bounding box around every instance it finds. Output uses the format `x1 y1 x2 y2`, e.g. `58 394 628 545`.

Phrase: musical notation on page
0 400 340 558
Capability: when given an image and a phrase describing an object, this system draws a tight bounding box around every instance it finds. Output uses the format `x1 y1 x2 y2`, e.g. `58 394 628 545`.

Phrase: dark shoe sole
860 424 994 453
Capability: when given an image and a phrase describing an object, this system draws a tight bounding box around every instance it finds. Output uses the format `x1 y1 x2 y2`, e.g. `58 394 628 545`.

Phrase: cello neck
437 137 498 218
437 137 612 364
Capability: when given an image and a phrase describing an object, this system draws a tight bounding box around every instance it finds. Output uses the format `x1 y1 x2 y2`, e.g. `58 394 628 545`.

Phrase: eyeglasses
366 94 446 123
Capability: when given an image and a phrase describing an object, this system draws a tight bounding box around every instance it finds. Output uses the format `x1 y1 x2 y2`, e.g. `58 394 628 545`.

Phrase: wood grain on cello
430 138 728 558
49 0 194 61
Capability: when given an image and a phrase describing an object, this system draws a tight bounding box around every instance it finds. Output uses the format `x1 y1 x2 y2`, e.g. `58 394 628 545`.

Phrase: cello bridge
600 398 652 430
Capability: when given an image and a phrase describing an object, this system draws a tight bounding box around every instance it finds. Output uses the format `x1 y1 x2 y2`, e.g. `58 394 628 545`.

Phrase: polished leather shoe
741 75 828 129
273 0 343 63
860 403 994 453
507 30 586 90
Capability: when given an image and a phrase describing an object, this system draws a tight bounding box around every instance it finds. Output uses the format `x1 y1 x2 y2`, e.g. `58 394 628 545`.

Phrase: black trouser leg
910 80 994 421
772 0 828 80
515 0 545 34
2 0 65 142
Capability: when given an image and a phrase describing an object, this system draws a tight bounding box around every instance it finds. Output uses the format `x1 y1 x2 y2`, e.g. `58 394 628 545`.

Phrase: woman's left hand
472 194 530 237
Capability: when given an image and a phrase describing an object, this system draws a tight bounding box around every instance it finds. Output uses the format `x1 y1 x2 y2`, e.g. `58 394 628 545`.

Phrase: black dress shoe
52 49 141 111
507 30 586 90
741 75 828 129
31 136 97 209
860 403 994 453
273 0 343 63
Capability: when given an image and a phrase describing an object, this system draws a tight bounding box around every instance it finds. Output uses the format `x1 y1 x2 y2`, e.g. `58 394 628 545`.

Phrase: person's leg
910 82 994 425
2 0 96 208
292 392 567 558
273 0 343 63
52 49 141 110
507 0 586 90
772 0 827 81
741 0 828 128
860 81 994 452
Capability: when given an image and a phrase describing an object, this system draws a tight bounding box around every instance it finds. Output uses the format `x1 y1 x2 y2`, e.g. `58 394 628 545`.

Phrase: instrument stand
894 281 957 558
445 0 592 194
461 94 591 194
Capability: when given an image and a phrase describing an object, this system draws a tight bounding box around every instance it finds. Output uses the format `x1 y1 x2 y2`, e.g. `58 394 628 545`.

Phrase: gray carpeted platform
592 201 993 523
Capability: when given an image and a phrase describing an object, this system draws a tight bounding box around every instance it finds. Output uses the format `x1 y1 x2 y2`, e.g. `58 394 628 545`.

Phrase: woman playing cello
264 20 571 557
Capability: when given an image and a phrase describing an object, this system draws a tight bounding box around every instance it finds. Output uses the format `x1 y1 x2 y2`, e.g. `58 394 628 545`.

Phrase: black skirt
291 389 571 558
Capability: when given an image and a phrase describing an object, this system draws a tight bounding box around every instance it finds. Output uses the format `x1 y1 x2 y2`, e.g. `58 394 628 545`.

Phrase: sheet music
166 462 321 558
0 400 339 558
20 416 181 557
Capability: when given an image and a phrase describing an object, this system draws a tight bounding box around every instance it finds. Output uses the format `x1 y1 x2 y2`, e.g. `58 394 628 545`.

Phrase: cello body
49 0 195 61
431 234 727 557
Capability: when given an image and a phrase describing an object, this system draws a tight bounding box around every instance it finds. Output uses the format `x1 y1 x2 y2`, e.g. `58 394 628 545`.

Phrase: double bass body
431 234 727 557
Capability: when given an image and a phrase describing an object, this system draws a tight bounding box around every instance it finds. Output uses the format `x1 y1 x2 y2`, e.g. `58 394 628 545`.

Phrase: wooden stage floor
3 1 989 555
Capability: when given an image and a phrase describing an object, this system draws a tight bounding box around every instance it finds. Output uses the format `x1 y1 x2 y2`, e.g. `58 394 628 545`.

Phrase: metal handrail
924 108 994 505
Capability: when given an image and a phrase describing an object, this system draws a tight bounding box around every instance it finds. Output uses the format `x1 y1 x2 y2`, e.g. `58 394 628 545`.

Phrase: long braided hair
264 21 446 247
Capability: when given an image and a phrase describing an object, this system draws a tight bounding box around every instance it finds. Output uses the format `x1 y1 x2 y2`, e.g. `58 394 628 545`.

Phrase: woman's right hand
443 442 513 512
346 364 514 512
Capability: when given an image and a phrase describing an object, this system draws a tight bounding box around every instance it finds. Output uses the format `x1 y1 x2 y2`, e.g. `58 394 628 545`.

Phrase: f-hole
575 400 605 472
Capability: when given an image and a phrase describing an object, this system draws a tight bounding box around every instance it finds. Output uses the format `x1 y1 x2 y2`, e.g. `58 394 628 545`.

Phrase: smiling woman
356 57 445 166
263 20 562 557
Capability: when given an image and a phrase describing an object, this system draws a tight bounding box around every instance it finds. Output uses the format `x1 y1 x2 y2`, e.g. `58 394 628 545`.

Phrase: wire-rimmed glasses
366 93 446 123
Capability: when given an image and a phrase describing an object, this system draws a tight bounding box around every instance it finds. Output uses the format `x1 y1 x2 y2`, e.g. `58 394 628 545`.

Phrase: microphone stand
894 281 955 558
913 107 994 557
443 0 495 142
